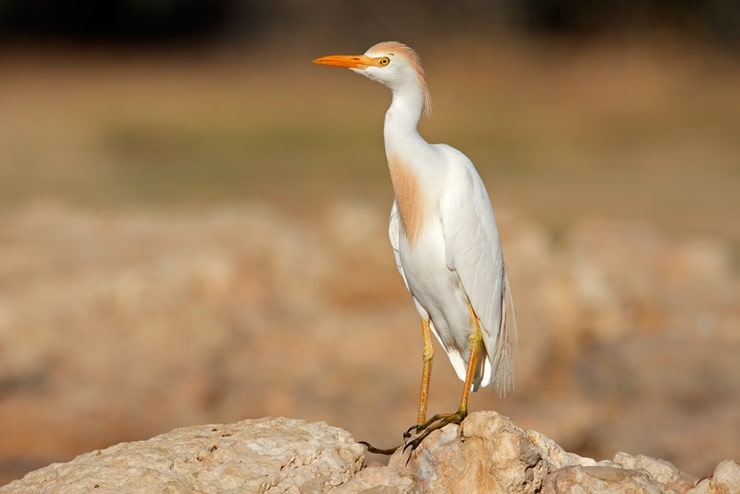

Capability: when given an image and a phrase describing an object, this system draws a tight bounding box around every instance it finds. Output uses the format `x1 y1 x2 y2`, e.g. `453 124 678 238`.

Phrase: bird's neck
383 86 426 160
383 86 434 240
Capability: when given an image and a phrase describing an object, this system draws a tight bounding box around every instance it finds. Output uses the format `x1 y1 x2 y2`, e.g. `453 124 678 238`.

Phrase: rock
0 417 365 494
612 452 701 493
2 412 736 493
391 411 590 493
544 465 659 493
330 466 415 494
390 411 572 493
389 411 715 494
688 460 740 494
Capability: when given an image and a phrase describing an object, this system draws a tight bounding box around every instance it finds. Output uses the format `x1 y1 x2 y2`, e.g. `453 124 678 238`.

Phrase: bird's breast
388 155 429 245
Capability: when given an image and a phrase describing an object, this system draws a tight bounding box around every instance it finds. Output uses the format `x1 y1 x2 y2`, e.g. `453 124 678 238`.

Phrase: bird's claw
360 410 467 457
402 409 468 453
403 424 421 439
402 428 433 453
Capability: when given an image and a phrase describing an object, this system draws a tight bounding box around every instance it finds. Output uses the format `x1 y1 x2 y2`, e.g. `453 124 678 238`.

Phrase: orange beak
313 54 374 70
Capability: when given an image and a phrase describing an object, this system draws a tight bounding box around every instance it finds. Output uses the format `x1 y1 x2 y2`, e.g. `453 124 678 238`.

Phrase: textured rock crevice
1 412 736 493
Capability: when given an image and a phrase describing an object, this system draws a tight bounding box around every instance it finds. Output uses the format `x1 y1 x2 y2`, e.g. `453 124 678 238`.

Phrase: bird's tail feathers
492 272 517 397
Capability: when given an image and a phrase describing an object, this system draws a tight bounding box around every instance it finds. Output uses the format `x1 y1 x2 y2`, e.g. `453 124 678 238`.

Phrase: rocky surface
0 203 738 483
1 412 737 493
389 412 709 494
0 417 365 494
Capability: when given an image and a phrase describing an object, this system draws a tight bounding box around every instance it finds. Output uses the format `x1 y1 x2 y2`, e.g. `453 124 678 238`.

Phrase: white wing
438 146 517 395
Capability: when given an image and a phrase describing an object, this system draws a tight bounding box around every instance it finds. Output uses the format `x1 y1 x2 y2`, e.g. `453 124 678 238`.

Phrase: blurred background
0 0 738 485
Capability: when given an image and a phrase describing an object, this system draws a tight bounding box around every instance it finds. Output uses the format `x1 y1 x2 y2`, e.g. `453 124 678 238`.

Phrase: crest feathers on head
368 41 432 116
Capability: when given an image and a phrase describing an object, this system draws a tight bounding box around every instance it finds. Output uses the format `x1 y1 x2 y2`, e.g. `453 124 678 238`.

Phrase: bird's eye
378 57 390 66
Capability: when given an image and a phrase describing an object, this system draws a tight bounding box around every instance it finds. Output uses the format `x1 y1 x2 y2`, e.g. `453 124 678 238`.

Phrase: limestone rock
329 466 415 494
389 411 713 494
612 452 699 492
390 411 589 493
544 464 685 494
2 413 735 493
688 460 740 494
0 417 364 494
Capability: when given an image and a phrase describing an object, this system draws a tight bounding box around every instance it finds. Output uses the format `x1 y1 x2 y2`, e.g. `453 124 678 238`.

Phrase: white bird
314 41 516 450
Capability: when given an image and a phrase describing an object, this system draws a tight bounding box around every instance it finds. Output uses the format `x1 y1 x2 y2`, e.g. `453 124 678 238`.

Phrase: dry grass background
0 37 738 484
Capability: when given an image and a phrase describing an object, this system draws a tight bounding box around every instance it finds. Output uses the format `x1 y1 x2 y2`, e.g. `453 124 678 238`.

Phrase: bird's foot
402 409 467 452
359 409 467 457
358 441 400 455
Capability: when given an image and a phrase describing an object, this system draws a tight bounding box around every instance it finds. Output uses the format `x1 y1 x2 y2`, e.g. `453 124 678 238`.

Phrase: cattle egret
314 42 516 452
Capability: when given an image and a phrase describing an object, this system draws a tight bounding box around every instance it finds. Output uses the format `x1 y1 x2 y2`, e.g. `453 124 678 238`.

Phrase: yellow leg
417 319 434 425
404 301 482 451
358 318 436 456
458 304 483 414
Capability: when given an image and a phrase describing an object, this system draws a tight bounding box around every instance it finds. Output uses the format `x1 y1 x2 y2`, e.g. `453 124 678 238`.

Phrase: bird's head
314 41 431 116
